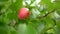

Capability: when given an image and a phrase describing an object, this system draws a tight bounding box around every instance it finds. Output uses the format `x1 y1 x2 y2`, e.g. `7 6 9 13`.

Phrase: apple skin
18 8 30 20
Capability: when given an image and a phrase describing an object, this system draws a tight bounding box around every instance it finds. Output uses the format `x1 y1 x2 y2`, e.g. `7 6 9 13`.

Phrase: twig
39 9 55 18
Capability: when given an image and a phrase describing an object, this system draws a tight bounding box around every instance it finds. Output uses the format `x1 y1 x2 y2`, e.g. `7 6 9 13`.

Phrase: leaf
0 0 9 5
0 15 10 25
37 21 46 34
40 0 54 12
0 0 8 2
45 18 55 29
9 26 17 34
54 1 60 9
0 26 10 34
56 18 60 30
17 23 36 34
9 0 23 22
56 9 60 15
54 26 60 34
54 18 60 34
10 0 23 11
0 26 17 34
30 9 40 19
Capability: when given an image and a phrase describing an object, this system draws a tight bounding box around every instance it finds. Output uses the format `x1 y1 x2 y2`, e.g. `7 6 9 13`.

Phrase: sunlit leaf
17 23 36 34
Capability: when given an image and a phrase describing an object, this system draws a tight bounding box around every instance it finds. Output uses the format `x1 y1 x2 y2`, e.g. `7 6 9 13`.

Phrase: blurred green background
0 0 60 34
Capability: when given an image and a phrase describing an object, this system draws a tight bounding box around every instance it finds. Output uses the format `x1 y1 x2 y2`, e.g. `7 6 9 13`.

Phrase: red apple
18 8 29 20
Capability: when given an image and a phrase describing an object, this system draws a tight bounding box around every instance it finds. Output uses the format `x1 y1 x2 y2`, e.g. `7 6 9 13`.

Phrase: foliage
0 0 60 34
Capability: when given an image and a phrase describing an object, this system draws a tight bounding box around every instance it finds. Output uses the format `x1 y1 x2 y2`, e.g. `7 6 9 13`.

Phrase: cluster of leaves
0 0 60 34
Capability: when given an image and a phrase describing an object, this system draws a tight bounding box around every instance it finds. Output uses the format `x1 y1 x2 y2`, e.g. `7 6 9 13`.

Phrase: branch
39 9 55 18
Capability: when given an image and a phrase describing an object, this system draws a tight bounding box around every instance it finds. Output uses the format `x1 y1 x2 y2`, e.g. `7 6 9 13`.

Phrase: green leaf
17 23 36 34
0 15 9 25
54 1 60 9
37 21 46 34
0 0 8 2
54 27 60 34
56 18 60 30
30 9 40 19
0 26 10 34
54 18 60 34
9 26 17 34
10 0 23 11
45 18 55 29
0 26 17 34
40 0 54 12
0 0 9 5
9 0 23 22
56 9 60 15
46 29 54 34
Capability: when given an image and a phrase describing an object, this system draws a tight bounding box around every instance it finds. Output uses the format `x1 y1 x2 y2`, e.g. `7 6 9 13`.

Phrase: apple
18 8 30 20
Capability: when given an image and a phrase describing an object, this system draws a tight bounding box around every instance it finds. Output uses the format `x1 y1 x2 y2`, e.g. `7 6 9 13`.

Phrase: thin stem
39 9 55 18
